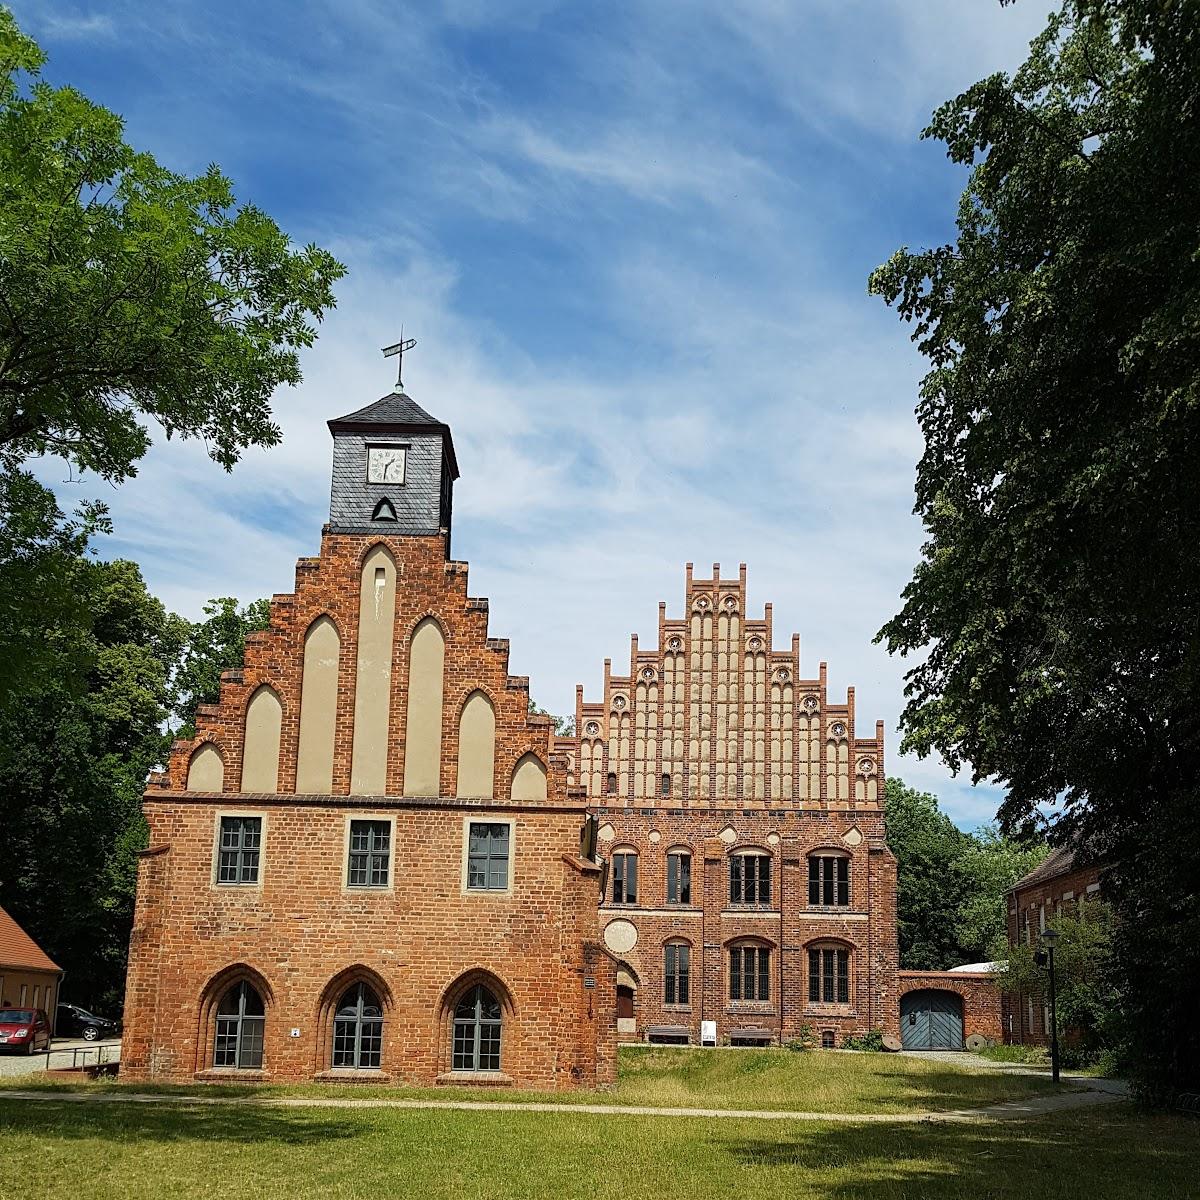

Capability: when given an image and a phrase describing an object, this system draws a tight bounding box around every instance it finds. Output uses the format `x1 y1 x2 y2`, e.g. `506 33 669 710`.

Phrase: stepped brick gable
121 389 616 1088
553 564 903 1046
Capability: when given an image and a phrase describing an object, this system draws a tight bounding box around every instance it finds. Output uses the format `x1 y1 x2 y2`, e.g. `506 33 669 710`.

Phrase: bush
842 1030 886 1053
785 1025 816 1052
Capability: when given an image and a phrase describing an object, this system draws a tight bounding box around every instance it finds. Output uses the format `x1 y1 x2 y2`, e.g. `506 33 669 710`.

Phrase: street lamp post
1038 928 1061 1085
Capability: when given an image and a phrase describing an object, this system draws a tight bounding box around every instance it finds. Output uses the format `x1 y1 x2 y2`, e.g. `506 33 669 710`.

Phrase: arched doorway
900 989 964 1050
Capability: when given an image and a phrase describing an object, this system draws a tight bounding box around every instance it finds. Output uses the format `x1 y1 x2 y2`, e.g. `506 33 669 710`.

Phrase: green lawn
0 1047 1062 1114
0 1096 1194 1200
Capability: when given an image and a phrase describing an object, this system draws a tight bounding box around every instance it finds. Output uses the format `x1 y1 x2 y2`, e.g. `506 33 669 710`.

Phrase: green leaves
884 776 1047 969
0 10 346 484
873 0 1200 1094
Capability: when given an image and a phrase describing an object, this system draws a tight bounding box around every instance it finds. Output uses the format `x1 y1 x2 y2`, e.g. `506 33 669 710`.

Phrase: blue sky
27 1 1051 828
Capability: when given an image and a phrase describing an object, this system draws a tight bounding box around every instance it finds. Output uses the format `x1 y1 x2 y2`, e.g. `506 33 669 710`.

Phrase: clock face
367 445 406 484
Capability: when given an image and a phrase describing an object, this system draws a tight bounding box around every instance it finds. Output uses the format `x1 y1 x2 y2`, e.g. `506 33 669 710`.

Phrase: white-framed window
460 816 515 895
346 818 392 888
663 942 690 1006
729 851 771 906
213 812 266 886
666 849 691 905
808 853 850 906
808 945 850 1004
610 849 638 905
729 943 770 1002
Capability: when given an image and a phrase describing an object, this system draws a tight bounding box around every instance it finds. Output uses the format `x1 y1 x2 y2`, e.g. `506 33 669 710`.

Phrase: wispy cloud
28 0 1051 827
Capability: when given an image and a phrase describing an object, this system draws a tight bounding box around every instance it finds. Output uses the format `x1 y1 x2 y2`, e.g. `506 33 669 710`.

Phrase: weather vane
381 330 417 391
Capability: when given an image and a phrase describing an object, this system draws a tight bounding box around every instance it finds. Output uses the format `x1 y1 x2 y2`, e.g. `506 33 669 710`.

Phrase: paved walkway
0 1039 120 1079
0 1079 1125 1124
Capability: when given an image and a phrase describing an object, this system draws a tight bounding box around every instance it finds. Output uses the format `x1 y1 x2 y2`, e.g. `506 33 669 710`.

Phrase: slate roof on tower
328 392 459 478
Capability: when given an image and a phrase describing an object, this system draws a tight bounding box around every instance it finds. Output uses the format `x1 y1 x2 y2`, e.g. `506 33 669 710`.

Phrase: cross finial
381 330 417 391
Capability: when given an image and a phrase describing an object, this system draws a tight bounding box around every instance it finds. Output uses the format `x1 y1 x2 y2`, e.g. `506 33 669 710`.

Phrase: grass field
0 1095 1195 1200
0 1046 1062 1114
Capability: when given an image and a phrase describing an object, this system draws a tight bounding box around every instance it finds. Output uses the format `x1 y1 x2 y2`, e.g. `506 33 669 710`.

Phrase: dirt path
0 1081 1126 1124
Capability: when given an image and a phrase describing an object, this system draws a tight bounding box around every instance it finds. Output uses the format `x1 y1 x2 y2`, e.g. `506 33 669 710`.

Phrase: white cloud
27 0 1033 828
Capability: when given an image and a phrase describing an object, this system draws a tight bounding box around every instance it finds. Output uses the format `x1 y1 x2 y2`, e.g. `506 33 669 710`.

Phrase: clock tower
326 388 459 552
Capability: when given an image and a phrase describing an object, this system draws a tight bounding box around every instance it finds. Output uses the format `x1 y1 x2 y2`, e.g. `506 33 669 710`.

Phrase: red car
0 1008 52 1054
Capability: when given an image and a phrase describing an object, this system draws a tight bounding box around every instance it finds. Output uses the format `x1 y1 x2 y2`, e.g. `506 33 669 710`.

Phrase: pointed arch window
332 982 384 1070
213 981 265 1069
452 985 502 1072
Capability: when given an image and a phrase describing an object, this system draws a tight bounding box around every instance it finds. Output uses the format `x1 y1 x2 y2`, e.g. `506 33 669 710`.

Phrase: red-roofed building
0 905 63 1021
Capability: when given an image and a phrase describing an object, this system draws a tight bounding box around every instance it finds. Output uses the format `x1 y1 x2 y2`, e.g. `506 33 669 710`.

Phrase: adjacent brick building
551 565 907 1048
0 904 62 1020
122 372 1007 1079
1003 844 1104 1045
121 388 616 1088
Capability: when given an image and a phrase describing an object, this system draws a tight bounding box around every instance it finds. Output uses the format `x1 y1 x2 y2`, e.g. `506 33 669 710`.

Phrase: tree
0 469 108 715
528 698 576 737
885 777 1047 969
173 596 271 737
0 11 344 484
884 777 971 970
955 825 1047 960
0 558 186 1010
869 0 1200 1095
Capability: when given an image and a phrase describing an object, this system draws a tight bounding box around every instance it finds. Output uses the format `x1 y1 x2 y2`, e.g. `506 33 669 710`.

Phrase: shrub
842 1030 886 1052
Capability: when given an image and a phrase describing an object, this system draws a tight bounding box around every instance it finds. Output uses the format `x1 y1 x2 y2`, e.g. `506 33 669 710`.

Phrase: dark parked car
0 1008 52 1054
56 1003 120 1042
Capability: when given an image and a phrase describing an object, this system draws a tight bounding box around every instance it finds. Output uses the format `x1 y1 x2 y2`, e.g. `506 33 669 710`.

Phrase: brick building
0 904 62 1020
1004 844 1103 1045
551 565 907 1048
120 387 616 1088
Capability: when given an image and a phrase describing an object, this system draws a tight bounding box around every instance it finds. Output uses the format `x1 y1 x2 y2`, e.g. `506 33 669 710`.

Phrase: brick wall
1005 857 1104 1045
121 529 614 1089
897 971 1003 1044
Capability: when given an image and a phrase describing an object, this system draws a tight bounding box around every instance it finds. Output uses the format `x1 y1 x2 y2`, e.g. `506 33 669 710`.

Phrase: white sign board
700 1020 717 1047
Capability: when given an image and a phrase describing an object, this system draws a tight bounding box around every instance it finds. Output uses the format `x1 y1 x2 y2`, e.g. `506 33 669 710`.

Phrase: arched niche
187 742 225 792
241 685 282 793
296 616 340 793
510 752 547 801
351 545 397 795
456 691 496 798
403 618 445 797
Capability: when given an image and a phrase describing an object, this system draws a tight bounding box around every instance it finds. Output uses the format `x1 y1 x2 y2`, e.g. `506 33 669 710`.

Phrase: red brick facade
897 971 1003 1044
553 565 903 1046
121 514 617 1089
1004 846 1104 1045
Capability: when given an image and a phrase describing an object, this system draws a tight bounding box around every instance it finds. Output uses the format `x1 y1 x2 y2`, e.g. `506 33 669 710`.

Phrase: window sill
313 1069 392 1083
436 1071 513 1088
195 1068 269 1083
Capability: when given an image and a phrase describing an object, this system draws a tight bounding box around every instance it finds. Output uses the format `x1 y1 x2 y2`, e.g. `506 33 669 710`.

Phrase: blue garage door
900 990 964 1050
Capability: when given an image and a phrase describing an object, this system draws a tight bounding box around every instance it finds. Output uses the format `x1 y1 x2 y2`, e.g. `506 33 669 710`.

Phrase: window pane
808 858 820 905
730 856 742 904
837 950 849 1003
809 949 820 1002
667 855 678 904
730 948 741 1000
680 856 691 905
626 855 637 904
759 857 771 904
837 858 849 906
